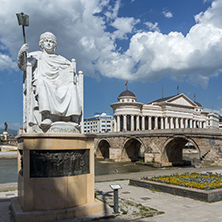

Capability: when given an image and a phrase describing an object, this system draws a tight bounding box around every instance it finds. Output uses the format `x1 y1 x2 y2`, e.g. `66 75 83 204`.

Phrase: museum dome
117 89 137 101
194 101 202 108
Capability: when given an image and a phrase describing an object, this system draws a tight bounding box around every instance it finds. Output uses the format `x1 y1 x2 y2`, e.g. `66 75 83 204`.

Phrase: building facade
111 90 220 132
84 113 113 134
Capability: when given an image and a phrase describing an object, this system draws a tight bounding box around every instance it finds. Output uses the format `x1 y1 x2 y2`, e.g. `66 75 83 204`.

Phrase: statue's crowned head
39 32 57 52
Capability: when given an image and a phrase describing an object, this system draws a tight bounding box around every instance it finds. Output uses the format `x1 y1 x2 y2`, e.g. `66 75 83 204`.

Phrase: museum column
170 117 174 129
131 115 134 131
148 116 151 130
180 118 184 128
189 119 193 128
142 116 145 130
117 115 120 132
185 119 188 128
175 118 179 129
136 116 140 130
161 117 164 129
154 117 158 129
165 117 169 129
123 115 127 131
113 116 117 132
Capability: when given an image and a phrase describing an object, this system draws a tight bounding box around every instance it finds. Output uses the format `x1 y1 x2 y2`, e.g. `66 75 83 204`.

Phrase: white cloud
96 0 222 88
111 17 140 39
104 0 121 21
0 0 222 88
195 0 222 28
0 54 17 71
203 107 222 115
203 0 214 4
144 22 160 32
163 10 173 18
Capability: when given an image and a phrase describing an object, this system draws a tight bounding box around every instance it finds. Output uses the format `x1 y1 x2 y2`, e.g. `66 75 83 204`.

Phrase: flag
125 80 128 86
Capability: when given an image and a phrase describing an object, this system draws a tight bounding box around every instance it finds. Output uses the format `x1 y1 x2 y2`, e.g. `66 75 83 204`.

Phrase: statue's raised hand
19 43 29 55
17 43 29 71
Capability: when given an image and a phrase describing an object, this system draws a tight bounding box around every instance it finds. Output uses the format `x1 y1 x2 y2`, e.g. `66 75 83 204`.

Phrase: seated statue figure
17 32 82 133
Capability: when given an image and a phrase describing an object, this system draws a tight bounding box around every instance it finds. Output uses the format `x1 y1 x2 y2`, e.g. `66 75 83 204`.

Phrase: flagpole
125 80 128 90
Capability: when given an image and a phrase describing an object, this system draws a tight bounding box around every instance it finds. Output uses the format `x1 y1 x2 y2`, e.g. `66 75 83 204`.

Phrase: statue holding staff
17 32 83 132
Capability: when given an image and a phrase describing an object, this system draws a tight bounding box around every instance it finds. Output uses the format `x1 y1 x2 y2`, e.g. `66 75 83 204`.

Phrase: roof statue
4 122 8 132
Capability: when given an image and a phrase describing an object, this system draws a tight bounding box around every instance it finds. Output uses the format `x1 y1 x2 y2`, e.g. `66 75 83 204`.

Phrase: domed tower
111 89 143 132
117 90 137 102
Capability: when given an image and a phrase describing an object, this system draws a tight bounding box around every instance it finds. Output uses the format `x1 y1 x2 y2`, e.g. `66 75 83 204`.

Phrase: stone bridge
94 128 222 166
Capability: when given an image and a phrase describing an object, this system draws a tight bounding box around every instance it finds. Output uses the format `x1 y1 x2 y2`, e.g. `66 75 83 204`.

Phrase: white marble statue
17 32 83 133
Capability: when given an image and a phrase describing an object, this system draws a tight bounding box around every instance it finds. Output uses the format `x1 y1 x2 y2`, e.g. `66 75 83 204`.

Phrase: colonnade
113 115 206 132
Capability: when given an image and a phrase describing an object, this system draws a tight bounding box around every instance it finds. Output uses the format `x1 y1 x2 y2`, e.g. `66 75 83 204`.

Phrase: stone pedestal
11 133 103 222
3 131 8 141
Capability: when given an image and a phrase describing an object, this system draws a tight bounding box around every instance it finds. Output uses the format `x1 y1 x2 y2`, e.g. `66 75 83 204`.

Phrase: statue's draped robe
29 51 81 120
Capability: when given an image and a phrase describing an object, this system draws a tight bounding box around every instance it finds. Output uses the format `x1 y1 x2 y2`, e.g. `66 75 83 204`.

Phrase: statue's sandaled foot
28 122 36 127
40 119 52 127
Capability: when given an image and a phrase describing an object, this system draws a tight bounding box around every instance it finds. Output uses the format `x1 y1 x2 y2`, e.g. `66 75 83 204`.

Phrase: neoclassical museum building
110 89 220 132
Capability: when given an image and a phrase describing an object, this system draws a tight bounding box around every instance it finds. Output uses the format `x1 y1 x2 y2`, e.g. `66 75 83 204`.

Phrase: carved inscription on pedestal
30 149 89 177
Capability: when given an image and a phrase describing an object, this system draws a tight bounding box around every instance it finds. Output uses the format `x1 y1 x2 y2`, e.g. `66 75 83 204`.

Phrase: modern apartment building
83 113 113 134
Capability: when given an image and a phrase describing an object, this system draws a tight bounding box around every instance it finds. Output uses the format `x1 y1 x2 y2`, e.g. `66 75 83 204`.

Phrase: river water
0 158 18 184
0 158 157 184
95 159 156 175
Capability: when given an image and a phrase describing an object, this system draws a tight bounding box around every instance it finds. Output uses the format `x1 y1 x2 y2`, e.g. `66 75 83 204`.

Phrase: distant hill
0 128 18 136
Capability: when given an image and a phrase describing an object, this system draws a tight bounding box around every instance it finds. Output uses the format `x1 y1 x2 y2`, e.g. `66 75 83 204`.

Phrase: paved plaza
0 167 222 221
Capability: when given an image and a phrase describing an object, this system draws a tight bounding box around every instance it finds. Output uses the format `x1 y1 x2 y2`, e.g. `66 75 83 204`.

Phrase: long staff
16 12 29 43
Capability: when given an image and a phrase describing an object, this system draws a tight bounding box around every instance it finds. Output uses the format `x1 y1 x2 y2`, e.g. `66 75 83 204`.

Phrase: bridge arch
95 139 111 159
122 137 146 162
162 136 200 165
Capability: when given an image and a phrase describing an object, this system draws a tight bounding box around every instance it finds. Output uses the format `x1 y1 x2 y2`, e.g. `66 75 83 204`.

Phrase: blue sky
1 0 222 130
